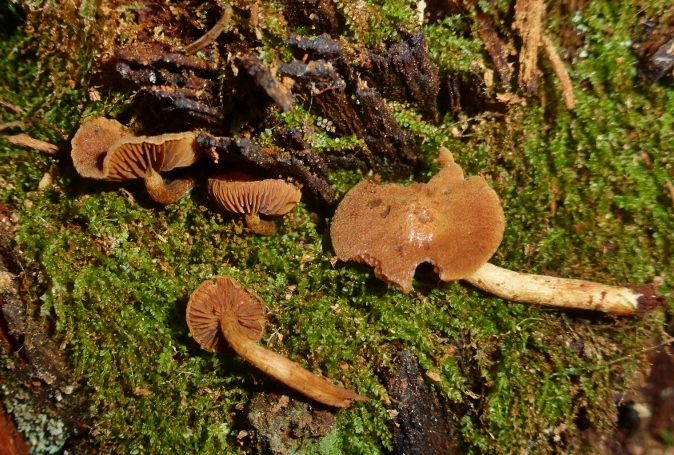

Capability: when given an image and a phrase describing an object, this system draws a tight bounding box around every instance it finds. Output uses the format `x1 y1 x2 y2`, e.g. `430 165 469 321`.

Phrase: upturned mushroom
331 148 505 294
71 118 202 204
186 276 368 408
208 172 301 236
331 149 664 315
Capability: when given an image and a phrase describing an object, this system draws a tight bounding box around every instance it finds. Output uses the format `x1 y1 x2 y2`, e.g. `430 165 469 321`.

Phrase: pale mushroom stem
463 262 662 316
219 312 369 408
244 213 278 236
144 167 196 204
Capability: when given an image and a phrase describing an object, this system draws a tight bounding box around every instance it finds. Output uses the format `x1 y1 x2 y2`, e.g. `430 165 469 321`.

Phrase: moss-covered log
0 0 673 453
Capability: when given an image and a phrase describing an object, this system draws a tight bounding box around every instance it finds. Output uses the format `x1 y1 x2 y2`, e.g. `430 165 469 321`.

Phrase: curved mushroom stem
463 263 664 315
185 5 232 54
144 167 196 204
244 213 278 236
220 312 369 408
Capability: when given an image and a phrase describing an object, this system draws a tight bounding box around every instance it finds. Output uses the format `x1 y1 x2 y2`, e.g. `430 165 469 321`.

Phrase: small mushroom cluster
71 118 302 234
71 118 201 204
331 149 664 315
186 275 368 408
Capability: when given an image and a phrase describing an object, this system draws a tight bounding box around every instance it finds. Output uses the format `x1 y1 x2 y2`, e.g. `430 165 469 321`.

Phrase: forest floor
1 0 674 454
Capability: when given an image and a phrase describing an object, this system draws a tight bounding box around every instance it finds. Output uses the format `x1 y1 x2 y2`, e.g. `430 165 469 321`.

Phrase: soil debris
247 392 337 455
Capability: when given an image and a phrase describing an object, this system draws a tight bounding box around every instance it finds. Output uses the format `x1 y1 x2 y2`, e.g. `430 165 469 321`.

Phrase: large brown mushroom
186 276 368 408
331 148 505 294
331 149 664 315
208 172 301 236
71 118 202 204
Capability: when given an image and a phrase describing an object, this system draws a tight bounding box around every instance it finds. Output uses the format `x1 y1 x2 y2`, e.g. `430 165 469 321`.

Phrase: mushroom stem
244 213 277 236
463 263 663 315
219 312 369 408
144 167 196 204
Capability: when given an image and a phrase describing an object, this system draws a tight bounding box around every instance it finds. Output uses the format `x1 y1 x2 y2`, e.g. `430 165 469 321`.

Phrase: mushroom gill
103 132 201 204
208 172 302 236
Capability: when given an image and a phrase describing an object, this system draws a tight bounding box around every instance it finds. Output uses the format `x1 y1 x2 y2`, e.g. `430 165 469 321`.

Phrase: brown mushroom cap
330 153 505 293
186 276 265 352
103 132 201 181
208 173 301 216
71 118 131 179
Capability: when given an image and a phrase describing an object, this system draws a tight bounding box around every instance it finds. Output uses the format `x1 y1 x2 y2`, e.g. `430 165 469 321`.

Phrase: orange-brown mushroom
186 276 368 408
186 275 265 353
71 118 202 204
103 132 201 204
208 172 301 236
71 118 131 179
331 149 664 315
331 149 505 294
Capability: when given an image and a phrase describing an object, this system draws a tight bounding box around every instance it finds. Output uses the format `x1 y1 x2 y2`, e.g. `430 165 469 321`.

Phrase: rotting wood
0 121 24 132
359 29 440 122
237 53 294 112
512 0 545 94
197 134 336 205
475 11 512 90
387 348 458 455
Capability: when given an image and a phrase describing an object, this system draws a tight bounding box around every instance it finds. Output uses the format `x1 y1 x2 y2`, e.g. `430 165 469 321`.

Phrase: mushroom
331 149 664 315
71 118 202 204
208 172 302 236
103 132 202 204
330 148 505 294
71 117 132 179
186 276 368 408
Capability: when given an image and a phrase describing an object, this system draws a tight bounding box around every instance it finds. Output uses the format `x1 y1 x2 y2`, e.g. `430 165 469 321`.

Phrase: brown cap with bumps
330 150 505 293
71 118 131 179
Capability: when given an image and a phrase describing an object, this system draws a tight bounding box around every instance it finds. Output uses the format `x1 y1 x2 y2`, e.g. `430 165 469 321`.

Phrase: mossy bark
0 1 673 454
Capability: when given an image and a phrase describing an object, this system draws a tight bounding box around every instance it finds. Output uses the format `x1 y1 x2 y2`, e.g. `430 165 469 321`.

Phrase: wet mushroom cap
330 157 505 293
71 118 131 179
208 173 301 216
103 131 201 181
186 276 266 352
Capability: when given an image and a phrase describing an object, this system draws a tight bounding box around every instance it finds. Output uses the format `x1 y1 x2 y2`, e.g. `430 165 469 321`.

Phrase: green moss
425 15 484 74
2 0 674 454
